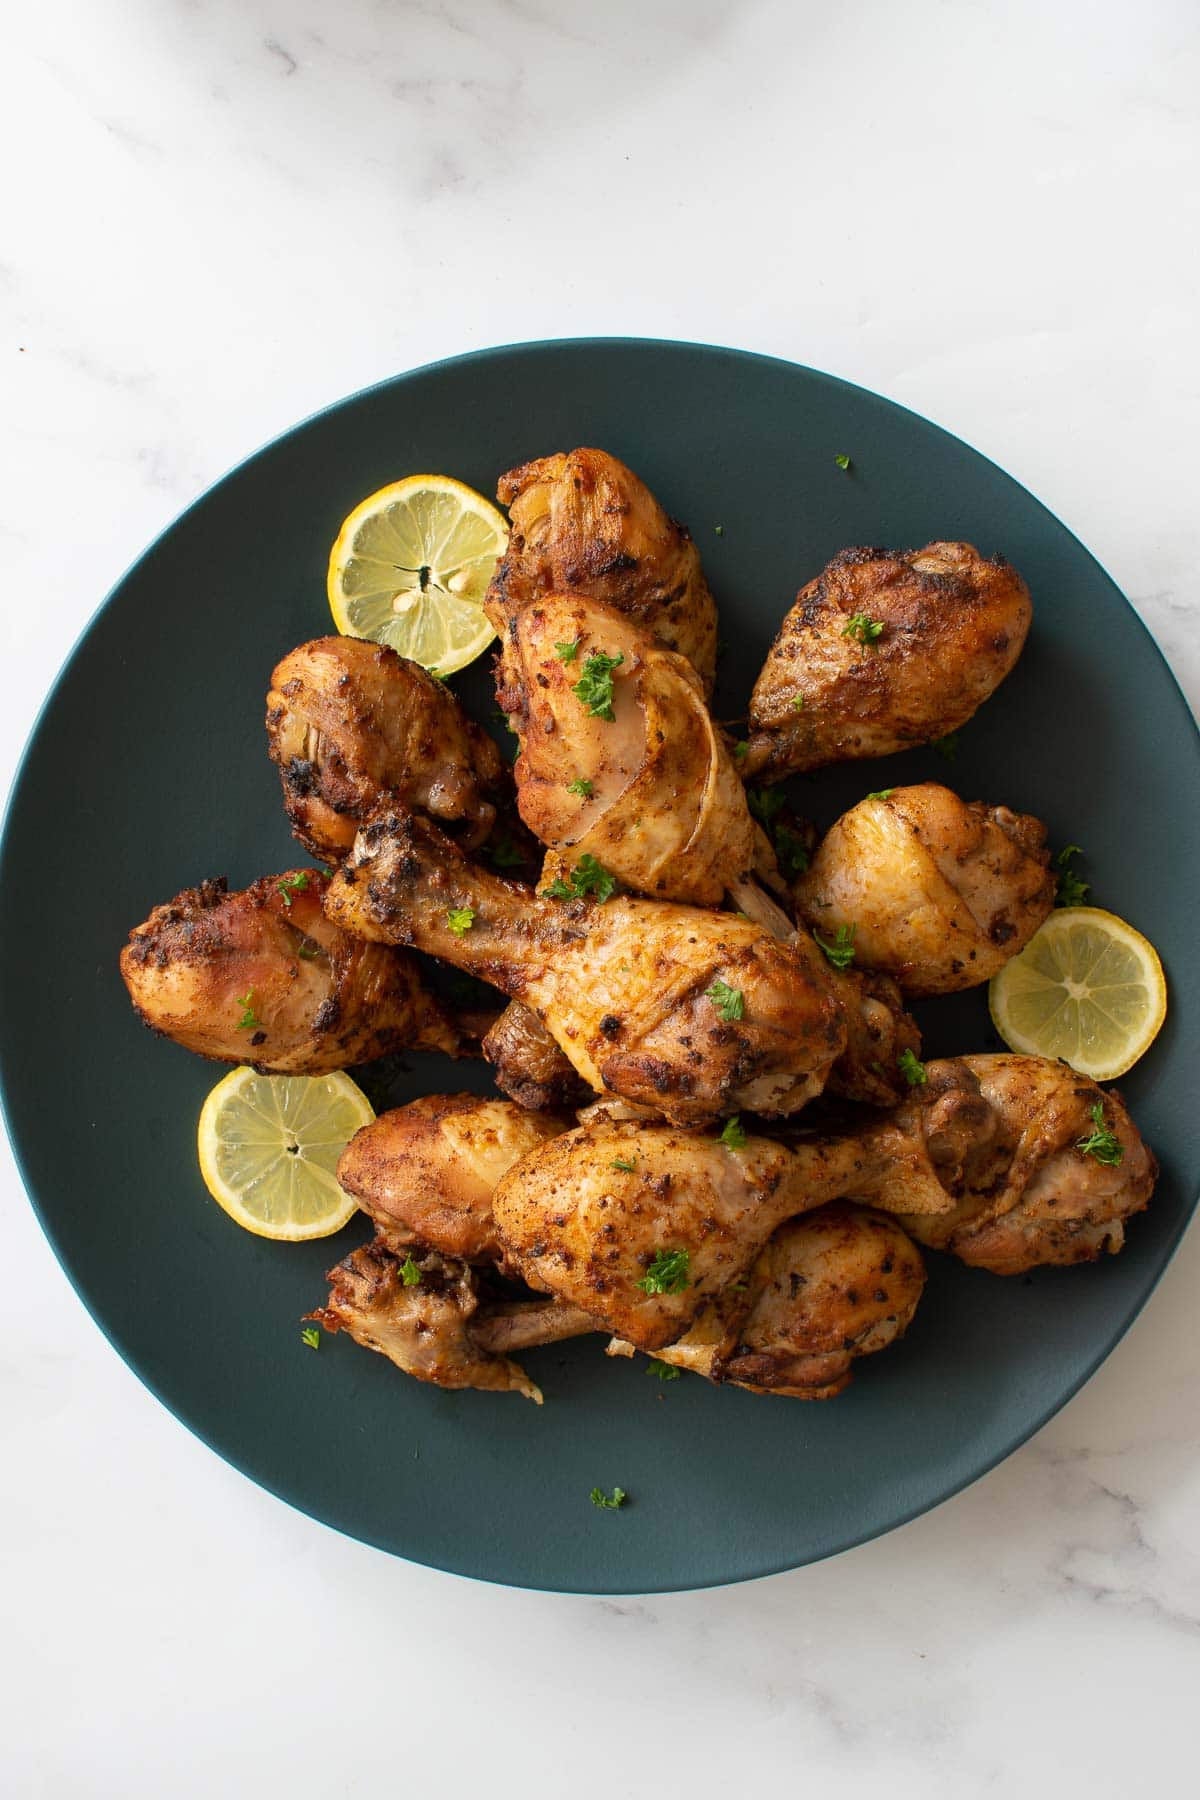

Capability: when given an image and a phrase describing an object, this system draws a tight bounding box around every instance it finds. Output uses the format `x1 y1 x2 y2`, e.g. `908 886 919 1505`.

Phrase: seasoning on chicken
744 543 1031 779
486 447 719 693
266 636 504 861
795 783 1056 995
120 869 459 1072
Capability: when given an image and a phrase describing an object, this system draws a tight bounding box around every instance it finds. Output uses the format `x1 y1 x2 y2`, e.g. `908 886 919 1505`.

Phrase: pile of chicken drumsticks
120 448 1157 1404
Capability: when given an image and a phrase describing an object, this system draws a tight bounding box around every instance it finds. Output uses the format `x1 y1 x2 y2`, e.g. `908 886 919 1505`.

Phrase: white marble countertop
4 2 1199 1793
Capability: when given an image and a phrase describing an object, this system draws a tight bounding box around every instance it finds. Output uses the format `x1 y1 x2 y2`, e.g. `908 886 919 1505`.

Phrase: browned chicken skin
120 869 459 1071
744 543 1032 779
894 1055 1156 1272
324 809 856 1127
486 447 719 693
496 591 770 904
266 636 504 860
337 1093 563 1263
795 783 1056 995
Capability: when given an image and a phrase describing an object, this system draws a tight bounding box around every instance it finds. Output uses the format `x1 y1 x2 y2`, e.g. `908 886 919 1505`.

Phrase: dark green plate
3 340 1197 1593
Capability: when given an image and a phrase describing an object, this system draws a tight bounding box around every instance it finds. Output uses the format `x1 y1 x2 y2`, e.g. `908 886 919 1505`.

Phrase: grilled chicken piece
336 1094 563 1263
492 1116 949 1351
894 1055 1156 1273
120 870 459 1071
744 543 1031 779
308 1241 543 1401
324 810 854 1127
494 590 774 903
613 1205 926 1398
481 1000 589 1111
795 784 1056 995
486 447 719 693
266 636 504 860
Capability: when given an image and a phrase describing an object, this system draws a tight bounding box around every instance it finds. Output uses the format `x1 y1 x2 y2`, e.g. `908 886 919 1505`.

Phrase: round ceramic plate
2 341 1197 1593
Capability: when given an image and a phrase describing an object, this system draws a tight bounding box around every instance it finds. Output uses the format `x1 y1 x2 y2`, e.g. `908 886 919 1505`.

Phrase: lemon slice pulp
988 906 1166 1080
327 473 507 675
197 1068 373 1240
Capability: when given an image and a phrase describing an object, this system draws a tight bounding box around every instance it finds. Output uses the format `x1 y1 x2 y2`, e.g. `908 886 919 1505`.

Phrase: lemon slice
197 1068 373 1240
988 906 1166 1080
327 474 507 674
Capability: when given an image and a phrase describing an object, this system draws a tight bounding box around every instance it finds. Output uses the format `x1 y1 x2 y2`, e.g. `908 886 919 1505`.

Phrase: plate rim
2 335 1198 1594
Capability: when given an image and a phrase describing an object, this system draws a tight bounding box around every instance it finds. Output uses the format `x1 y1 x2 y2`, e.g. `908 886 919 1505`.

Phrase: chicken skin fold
337 1093 563 1264
323 809 854 1127
894 1055 1156 1273
495 590 769 905
795 783 1056 995
266 636 504 861
744 542 1031 779
120 869 459 1072
486 447 719 693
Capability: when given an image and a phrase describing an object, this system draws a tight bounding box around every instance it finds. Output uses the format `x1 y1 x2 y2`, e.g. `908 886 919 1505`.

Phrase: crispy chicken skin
496 591 768 904
744 543 1031 778
894 1055 1156 1273
795 784 1056 995
336 1094 563 1263
120 869 459 1071
309 1242 543 1401
491 1116 949 1352
266 636 503 860
324 809 850 1127
481 1000 590 1111
635 1205 926 1398
486 448 719 693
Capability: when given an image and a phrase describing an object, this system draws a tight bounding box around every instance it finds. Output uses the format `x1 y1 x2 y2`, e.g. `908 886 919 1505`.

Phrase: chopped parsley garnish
842 613 884 647
866 788 894 801
897 1048 927 1086
567 777 594 798
931 732 959 763
235 991 261 1031
747 785 785 825
637 1249 691 1296
1055 844 1090 909
543 854 617 903
301 1326 321 1350
814 923 857 969
590 1486 628 1509
646 1360 680 1381
429 666 449 682
706 979 745 1022
718 1115 747 1150
555 639 581 662
773 824 810 877
714 524 724 537
572 649 625 721
446 906 476 937
488 832 525 869
296 940 322 961
1076 1101 1124 1166
733 740 749 760
835 453 852 471
791 693 805 711
610 1156 637 1173
277 871 310 908
399 1252 423 1286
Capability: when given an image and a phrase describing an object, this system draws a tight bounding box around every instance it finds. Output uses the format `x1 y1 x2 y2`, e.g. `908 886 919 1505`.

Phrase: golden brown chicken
480 1000 589 1111
309 1241 544 1401
336 1093 563 1263
610 1205 926 1398
491 1115 949 1351
743 543 1031 779
324 809 863 1126
795 784 1056 995
266 636 504 860
120 869 459 1071
893 1055 1156 1272
494 590 780 905
486 447 719 693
